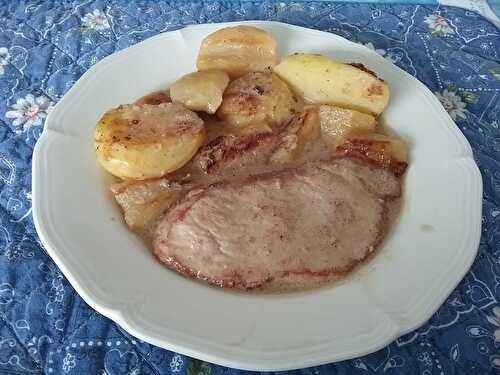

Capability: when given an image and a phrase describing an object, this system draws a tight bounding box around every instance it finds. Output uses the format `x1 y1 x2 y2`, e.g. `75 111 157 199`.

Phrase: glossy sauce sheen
134 92 404 291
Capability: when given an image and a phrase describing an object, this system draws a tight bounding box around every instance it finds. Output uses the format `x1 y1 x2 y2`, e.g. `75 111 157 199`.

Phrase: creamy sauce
132 92 404 292
135 90 171 106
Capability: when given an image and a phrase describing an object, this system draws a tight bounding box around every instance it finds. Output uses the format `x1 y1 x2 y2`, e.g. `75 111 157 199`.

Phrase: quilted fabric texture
0 1 499 374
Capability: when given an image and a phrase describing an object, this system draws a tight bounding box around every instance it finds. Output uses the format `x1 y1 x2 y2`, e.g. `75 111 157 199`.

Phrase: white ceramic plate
32 21 482 371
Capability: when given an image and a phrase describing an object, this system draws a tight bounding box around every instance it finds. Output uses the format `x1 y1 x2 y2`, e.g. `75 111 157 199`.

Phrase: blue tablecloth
0 1 499 374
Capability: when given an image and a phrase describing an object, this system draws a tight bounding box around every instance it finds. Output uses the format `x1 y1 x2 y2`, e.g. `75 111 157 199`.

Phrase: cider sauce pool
135 91 404 293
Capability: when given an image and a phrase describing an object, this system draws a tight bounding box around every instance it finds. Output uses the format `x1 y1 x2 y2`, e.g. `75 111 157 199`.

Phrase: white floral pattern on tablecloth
0 1 499 374
5 94 53 133
435 88 467 120
81 9 111 31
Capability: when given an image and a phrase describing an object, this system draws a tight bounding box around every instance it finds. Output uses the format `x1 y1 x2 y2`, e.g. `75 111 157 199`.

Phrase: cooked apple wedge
335 133 408 176
197 26 278 78
111 178 185 233
217 71 301 130
315 105 377 149
274 53 390 116
170 70 230 114
95 103 205 180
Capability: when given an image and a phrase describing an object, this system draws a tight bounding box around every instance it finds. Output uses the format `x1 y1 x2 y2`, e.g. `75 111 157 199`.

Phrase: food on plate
336 133 408 177
197 25 278 78
135 90 170 105
153 158 401 290
95 103 205 180
193 110 318 177
230 122 274 136
316 105 377 149
217 71 301 130
269 107 320 164
194 131 278 177
95 25 409 291
170 70 230 114
111 179 185 232
273 53 390 115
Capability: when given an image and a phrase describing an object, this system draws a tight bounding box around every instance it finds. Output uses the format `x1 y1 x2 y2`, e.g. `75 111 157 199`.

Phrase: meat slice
187 109 322 182
194 132 278 177
152 158 401 289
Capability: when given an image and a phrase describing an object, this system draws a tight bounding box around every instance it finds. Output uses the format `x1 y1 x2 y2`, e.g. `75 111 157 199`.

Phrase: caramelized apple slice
336 133 408 176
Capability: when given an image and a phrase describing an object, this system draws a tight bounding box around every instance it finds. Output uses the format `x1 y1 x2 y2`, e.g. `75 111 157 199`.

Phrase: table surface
0 1 499 374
